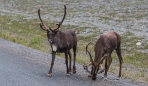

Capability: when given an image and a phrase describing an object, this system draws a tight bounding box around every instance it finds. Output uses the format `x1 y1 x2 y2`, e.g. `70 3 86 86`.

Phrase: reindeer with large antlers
85 31 123 80
38 5 77 76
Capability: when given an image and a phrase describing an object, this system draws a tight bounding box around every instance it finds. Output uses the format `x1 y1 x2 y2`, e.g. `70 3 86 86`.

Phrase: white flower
136 42 141 46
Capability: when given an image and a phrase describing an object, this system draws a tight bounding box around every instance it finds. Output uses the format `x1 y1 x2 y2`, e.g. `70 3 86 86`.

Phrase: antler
38 9 52 31
52 5 67 31
96 54 107 66
86 42 94 66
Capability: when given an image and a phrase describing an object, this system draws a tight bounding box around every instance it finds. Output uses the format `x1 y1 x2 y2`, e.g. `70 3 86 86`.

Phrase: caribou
85 31 123 80
38 5 77 76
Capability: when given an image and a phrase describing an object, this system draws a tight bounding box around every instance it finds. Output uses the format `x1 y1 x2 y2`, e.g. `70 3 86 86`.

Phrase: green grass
0 14 148 67
120 31 148 68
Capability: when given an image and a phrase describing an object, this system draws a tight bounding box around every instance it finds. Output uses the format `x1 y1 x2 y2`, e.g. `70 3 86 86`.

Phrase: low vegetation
0 14 148 84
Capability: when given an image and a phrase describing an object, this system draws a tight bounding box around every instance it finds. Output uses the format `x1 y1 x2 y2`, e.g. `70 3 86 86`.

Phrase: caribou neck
94 38 105 63
53 31 67 48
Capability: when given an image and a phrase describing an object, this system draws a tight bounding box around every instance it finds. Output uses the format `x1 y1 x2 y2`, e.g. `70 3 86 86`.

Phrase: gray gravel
0 38 145 86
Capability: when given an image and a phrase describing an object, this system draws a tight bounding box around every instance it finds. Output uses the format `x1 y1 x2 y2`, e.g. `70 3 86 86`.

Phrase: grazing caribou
85 31 123 80
38 5 77 76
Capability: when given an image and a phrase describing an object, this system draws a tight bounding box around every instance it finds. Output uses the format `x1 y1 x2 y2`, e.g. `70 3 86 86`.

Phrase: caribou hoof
73 71 76 74
101 75 105 78
116 77 121 80
102 74 107 78
98 69 105 74
47 73 52 77
88 74 92 78
66 73 70 76
103 77 108 81
83 65 87 70
73 66 76 74
101 75 108 81
83 65 89 71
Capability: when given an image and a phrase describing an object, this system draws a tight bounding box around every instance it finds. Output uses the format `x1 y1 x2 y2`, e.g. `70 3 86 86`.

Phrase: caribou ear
53 30 58 34
50 27 59 33
54 29 59 32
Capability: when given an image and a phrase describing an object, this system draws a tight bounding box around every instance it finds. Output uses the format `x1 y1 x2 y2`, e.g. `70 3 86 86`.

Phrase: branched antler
53 5 67 31
86 42 94 66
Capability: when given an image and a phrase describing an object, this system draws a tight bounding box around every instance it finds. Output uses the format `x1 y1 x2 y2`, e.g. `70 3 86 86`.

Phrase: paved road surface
0 38 143 86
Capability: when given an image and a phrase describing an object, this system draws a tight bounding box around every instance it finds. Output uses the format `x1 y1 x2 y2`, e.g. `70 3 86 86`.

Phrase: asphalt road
0 38 143 86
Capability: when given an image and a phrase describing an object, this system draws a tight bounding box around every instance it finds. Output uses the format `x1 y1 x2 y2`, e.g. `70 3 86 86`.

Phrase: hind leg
104 53 112 78
65 51 70 75
68 51 72 73
116 46 123 78
73 45 77 74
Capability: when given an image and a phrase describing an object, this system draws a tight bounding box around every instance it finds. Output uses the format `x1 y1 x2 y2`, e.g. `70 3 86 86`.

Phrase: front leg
103 54 112 78
98 64 105 74
47 51 56 76
104 56 108 78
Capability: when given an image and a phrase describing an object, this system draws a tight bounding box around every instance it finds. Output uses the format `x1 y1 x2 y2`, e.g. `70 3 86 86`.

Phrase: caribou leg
104 56 108 78
47 51 56 76
104 53 112 78
97 55 106 74
106 55 112 75
73 45 77 74
68 51 72 73
97 64 105 74
65 50 70 75
116 46 123 78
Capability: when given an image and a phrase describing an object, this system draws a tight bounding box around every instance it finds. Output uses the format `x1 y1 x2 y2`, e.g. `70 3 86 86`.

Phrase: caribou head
38 5 66 44
86 42 106 80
